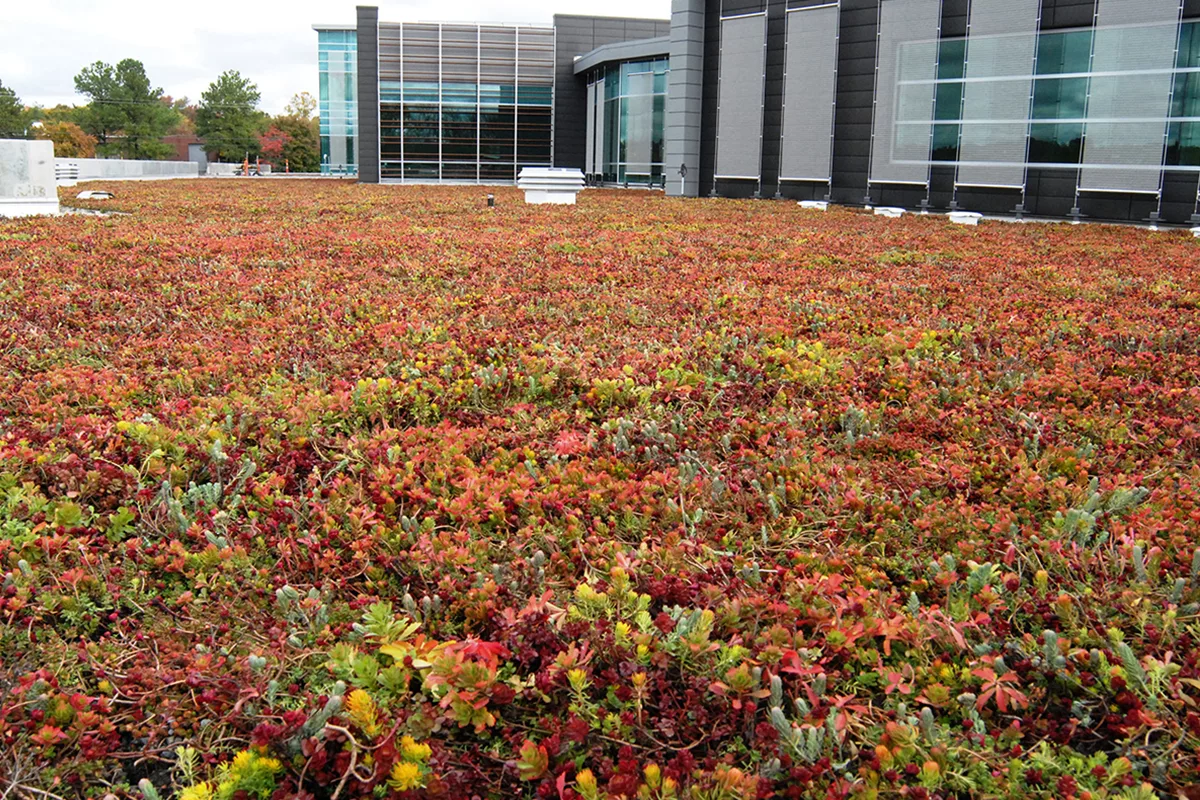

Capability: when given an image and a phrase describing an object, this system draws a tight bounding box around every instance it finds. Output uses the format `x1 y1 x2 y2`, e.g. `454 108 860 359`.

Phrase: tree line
0 60 321 171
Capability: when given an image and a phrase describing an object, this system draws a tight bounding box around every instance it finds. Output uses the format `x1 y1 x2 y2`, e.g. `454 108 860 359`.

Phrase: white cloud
4 0 671 113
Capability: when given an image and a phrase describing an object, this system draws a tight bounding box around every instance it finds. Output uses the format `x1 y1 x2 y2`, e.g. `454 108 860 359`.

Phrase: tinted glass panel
317 29 357 174
934 82 963 121
372 22 555 182
937 38 966 80
1031 77 1088 120
1178 21 1200 68
1028 123 1083 163
1034 30 1093 75
932 124 958 161
592 58 669 183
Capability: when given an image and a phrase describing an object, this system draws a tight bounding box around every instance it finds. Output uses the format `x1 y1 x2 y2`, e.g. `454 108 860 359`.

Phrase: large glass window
317 29 358 175
923 22 1200 172
442 108 478 161
377 22 553 182
931 38 965 162
479 106 515 162
1028 79 1087 163
1027 30 1092 164
1168 22 1200 166
1034 29 1094 76
586 58 669 185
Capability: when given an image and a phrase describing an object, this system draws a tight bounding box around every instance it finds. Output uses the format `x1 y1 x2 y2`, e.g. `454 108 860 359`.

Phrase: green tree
73 62 125 148
284 91 317 121
162 96 197 133
37 105 84 126
196 71 266 162
0 79 31 138
73 59 179 159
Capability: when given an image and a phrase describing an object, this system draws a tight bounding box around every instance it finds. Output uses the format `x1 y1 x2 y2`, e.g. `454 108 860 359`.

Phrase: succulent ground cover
2 180 1200 800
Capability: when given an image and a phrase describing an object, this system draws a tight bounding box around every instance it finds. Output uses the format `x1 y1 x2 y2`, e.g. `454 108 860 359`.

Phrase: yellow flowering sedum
389 761 424 792
214 749 283 800
179 783 213 800
575 769 600 800
400 735 432 763
567 668 589 692
345 689 382 737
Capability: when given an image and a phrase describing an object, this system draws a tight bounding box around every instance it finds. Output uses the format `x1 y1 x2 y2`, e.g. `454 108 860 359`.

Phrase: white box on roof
517 167 585 205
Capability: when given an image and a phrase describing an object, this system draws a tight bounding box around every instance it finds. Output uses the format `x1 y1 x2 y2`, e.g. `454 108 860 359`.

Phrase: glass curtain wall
1168 22 1200 165
317 29 358 175
585 58 668 185
377 22 554 182
928 21 1200 171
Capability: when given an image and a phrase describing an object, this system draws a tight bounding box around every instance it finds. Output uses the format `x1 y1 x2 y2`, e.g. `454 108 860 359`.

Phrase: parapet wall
59 158 201 180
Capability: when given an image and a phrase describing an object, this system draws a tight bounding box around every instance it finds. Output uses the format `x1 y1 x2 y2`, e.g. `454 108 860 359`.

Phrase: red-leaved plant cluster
1 181 1200 800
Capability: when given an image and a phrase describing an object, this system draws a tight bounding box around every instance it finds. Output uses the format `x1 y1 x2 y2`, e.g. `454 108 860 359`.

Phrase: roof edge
553 13 670 23
572 36 670 74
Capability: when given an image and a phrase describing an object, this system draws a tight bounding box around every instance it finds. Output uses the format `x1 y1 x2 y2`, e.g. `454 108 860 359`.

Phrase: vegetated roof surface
2 180 1200 800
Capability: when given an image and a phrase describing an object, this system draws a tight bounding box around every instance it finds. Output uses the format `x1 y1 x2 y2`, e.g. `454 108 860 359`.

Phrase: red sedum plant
2 181 1200 799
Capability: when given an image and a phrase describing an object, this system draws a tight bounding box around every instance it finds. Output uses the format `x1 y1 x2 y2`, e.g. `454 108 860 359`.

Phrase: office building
318 0 1200 223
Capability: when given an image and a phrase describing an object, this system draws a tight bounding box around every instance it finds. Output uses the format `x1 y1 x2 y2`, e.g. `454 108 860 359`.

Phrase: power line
86 97 264 111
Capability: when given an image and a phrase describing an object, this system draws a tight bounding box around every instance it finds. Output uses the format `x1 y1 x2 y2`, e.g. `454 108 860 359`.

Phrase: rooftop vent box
948 211 983 226
517 167 585 205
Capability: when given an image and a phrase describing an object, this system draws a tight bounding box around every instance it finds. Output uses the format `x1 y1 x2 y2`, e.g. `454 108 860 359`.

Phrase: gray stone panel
356 6 380 183
666 0 706 195
715 14 766 180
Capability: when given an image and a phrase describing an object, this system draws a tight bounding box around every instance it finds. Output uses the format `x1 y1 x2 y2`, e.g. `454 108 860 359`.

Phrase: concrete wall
61 159 200 180
0 139 58 218
553 14 672 171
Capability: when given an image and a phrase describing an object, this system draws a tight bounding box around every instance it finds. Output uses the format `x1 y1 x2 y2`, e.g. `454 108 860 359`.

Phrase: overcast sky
2 0 672 114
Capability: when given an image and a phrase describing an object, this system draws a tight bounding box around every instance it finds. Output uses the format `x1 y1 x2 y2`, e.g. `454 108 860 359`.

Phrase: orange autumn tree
36 121 97 158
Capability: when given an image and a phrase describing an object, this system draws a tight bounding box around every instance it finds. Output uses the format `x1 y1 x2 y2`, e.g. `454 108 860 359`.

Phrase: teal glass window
1167 22 1200 165
1035 30 1093 76
479 84 516 105
403 82 439 103
517 85 553 106
441 108 478 159
441 83 477 105
930 38 965 161
380 81 401 103
591 58 669 184
937 38 966 80
317 29 357 174
1026 29 1093 164
1028 123 1083 163
376 23 554 182
931 124 960 162
1178 21 1200 69
1028 76 1086 164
